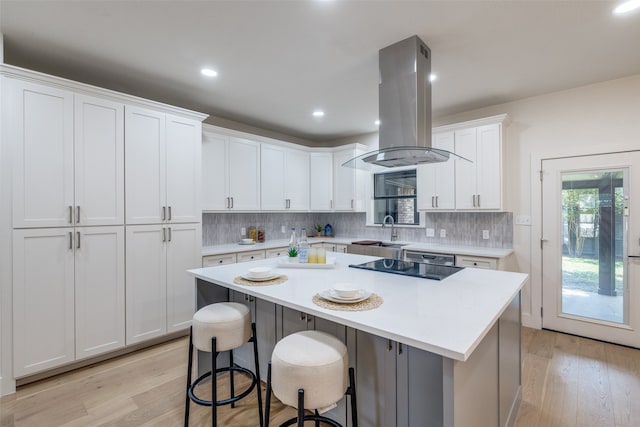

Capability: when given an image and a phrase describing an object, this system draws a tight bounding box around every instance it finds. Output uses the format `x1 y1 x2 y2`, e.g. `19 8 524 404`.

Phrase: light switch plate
515 215 532 226
482 230 490 239
426 228 435 237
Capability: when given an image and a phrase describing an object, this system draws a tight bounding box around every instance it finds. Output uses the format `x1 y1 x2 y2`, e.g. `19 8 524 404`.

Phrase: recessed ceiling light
613 0 640 14
429 73 437 82
374 120 381 126
201 68 218 77
312 110 325 117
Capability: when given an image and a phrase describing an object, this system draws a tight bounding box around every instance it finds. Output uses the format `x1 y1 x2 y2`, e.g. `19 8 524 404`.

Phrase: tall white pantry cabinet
2 66 206 381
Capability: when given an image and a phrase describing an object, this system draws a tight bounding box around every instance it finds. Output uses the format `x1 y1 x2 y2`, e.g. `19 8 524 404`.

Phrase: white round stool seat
271 330 348 411
192 302 251 353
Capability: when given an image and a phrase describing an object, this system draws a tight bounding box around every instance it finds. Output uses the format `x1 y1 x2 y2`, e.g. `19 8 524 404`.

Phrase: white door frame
530 144 640 331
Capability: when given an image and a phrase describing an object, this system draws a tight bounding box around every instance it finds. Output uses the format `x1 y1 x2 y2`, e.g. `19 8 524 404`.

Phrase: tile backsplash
202 212 512 248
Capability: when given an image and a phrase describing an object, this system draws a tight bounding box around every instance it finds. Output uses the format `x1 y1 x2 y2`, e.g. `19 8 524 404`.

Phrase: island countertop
189 252 527 361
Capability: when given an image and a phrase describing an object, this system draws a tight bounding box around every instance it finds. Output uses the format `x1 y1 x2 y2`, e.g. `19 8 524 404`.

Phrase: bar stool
184 302 263 427
265 330 357 427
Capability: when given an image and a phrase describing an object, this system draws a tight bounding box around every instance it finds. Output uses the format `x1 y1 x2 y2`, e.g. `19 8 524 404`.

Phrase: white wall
434 73 640 327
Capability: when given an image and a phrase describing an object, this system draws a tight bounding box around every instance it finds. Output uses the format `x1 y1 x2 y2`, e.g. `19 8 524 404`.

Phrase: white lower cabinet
126 223 201 345
13 226 125 376
323 243 347 253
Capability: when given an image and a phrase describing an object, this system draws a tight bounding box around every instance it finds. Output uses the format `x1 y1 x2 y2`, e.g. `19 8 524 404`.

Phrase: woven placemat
233 275 288 286
312 293 383 311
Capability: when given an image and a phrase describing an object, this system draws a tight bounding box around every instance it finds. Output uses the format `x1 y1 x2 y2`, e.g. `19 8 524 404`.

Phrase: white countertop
189 252 527 361
202 238 513 259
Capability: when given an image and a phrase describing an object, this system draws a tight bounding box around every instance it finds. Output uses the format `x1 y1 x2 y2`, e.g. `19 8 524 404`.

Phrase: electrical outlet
440 229 446 238
482 230 490 240
281 225 286 233
515 215 532 226
426 228 435 237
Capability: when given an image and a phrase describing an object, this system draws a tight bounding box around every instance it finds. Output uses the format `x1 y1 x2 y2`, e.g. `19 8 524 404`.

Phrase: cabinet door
13 228 75 376
74 95 125 226
309 152 333 210
333 149 356 211
314 318 348 426
125 106 166 224
202 132 229 210
260 144 286 210
475 124 501 209
166 115 201 223
75 226 125 359
356 331 397 427
229 137 261 210
255 298 277 381
418 132 455 210
454 128 477 210
166 223 201 333
285 149 310 210
126 225 167 344
281 306 313 337
10 79 74 228
229 291 256 372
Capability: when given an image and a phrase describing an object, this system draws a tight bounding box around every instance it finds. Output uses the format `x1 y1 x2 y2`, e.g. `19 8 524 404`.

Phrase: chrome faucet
382 215 398 241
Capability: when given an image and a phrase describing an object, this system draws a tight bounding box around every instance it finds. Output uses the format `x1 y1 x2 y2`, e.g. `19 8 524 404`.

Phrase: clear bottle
298 227 309 263
288 227 297 250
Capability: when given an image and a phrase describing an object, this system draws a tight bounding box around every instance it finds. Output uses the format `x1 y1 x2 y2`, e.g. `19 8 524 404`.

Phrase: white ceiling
2 0 639 142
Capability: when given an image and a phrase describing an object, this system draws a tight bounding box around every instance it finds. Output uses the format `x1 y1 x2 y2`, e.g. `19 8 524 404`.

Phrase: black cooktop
349 258 464 281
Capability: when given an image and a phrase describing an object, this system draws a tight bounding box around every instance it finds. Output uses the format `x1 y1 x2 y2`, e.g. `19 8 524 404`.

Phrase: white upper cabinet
417 132 456 210
202 131 261 211
165 114 201 223
9 79 75 228
125 107 201 224
309 152 333 211
125 106 166 224
9 79 125 228
74 95 125 226
333 147 369 211
455 123 502 210
261 144 309 211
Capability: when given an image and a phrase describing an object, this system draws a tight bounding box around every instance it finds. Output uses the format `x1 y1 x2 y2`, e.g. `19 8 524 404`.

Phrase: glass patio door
541 152 640 347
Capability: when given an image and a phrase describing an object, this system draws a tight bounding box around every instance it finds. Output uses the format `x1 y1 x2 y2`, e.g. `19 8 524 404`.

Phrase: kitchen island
189 252 527 427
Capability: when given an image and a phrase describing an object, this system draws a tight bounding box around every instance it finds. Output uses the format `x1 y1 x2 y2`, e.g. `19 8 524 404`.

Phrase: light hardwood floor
2 327 639 426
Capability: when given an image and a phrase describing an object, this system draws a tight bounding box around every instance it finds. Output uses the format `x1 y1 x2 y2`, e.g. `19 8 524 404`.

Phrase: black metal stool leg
251 323 264 427
348 367 358 427
297 389 305 427
229 349 235 408
211 337 217 427
184 327 193 427
314 409 320 427
265 362 272 427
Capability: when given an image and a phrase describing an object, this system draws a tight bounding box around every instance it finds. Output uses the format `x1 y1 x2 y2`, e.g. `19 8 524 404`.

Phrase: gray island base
190 253 527 427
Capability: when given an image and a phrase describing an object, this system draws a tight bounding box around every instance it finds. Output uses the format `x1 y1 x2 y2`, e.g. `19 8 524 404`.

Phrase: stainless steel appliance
405 250 455 266
343 36 470 170
349 258 463 281
347 240 408 260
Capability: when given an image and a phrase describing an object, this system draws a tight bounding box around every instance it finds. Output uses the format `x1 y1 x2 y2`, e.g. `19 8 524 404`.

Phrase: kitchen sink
346 241 409 260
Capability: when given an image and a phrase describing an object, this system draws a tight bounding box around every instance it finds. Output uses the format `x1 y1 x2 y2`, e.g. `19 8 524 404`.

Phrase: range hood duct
343 35 469 170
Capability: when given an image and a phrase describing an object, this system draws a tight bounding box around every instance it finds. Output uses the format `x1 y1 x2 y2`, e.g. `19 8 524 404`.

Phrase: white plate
241 273 279 282
319 289 371 304
238 241 256 245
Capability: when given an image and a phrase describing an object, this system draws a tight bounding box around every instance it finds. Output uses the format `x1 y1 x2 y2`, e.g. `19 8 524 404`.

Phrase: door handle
168 227 172 242
230 197 234 208
431 196 434 208
436 196 439 208
162 227 166 242
477 194 481 207
69 206 73 224
628 255 640 258
162 206 166 221
69 232 73 250
76 231 81 249
168 206 172 221
76 206 80 223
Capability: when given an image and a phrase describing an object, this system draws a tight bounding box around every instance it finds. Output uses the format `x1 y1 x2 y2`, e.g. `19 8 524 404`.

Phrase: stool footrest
280 414 342 427
188 365 258 407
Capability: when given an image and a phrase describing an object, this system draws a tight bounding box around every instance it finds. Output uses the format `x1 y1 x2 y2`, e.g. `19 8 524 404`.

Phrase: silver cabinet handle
168 227 172 242
230 197 234 208
162 206 166 221
330 200 333 209
387 339 393 352
306 314 313 323
76 231 80 249
477 194 480 207
431 196 435 208
472 194 476 207
69 232 73 250
351 199 354 209
162 227 166 242
76 206 80 223
168 206 172 220
435 196 439 208
226 197 229 209
69 206 73 224
397 342 403 355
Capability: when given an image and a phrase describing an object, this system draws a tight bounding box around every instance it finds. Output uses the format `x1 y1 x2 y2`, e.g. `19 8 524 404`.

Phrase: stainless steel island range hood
343 36 468 170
